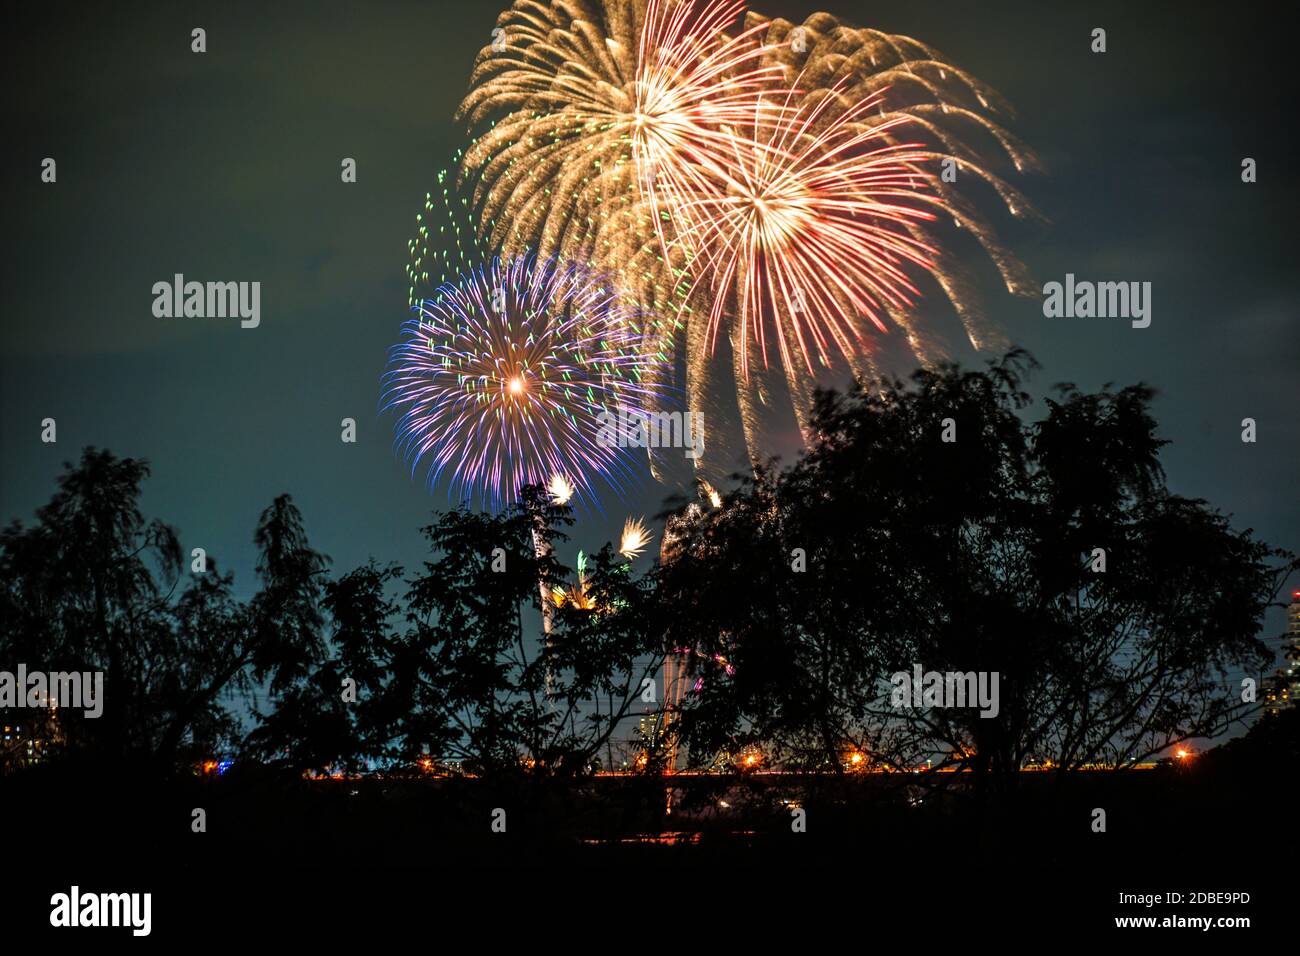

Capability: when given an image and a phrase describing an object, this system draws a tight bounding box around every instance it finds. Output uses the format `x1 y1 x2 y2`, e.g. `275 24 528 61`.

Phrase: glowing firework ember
383 254 663 508
699 478 723 509
619 516 652 559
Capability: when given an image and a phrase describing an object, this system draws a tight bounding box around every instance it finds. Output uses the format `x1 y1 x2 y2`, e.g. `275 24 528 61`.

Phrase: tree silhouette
0 449 342 775
1 449 235 769
241 495 343 771
658 351 1297 796
383 485 662 777
7 363 1291 797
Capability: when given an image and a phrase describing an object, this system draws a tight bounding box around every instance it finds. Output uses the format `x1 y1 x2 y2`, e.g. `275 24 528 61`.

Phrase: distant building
636 711 656 744
1287 592 1299 680
661 652 691 770
1 704 61 773
1264 591 1300 715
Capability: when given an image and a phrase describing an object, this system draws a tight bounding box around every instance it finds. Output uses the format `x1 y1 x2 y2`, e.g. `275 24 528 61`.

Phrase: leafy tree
241 495 339 771
388 485 662 777
659 352 1296 796
0 450 237 768
323 560 407 768
0 449 341 775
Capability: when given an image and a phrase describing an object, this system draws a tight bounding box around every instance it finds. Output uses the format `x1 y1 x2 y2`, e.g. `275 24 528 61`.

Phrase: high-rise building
661 650 690 770
1263 590 1300 715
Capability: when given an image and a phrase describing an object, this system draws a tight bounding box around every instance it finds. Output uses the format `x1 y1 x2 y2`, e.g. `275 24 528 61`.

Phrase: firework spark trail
750 12 1041 354
383 253 664 510
406 150 492 311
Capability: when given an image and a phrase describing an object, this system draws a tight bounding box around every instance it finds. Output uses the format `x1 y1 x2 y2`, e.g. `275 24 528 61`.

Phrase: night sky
3 0 1297 672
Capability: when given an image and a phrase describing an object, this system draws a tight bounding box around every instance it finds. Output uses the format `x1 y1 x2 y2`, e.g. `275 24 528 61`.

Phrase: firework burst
455 2 1037 473
749 12 1040 357
459 0 779 277
619 516 652 559
670 10 1039 460
681 83 946 380
383 254 663 509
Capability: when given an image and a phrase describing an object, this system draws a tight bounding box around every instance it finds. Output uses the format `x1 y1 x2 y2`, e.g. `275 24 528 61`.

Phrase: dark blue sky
3 0 1296 673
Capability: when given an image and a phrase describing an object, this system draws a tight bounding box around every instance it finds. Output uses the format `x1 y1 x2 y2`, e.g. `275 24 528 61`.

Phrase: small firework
554 550 598 609
547 472 576 505
619 516 652 559
699 478 723 509
383 254 662 509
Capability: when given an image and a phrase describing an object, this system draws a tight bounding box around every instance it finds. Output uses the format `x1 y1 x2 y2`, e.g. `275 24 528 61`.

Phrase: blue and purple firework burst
382 254 664 509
